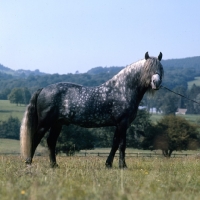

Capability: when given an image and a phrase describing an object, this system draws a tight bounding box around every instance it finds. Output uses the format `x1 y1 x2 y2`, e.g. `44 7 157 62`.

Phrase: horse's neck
106 59 145 84
102 59 147 96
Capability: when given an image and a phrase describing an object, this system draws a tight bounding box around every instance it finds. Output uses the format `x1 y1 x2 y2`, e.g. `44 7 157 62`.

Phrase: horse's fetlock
25 158 32 165
105 162 112 168
50 162 59 168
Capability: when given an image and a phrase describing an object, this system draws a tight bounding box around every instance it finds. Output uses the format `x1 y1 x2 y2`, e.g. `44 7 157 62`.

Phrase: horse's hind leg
118 129 127 169
47 123 62 168
27 126 50 165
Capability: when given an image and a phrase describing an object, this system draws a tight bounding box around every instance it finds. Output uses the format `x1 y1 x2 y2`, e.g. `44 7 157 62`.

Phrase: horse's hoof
25 158 32 165
119 165 128 169
50 163 59 168
119 162 128 169
105 162 112 168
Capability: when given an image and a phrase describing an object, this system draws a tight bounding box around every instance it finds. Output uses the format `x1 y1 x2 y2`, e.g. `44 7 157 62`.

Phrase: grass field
0 100 26 121
0 155 200 200
0 139 47 155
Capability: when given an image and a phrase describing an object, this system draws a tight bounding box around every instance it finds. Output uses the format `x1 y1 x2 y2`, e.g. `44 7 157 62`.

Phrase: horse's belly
70 113 115 128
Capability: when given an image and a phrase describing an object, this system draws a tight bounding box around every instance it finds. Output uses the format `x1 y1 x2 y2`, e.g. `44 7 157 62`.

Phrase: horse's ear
158 52 162 61
145 52 149 60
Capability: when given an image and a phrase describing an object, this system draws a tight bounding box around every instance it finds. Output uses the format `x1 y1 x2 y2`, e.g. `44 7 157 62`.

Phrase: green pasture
188 76 200 89
150 113 200 125
0 155 200 200
0 139 20 154
0 100 26 121
0 139 47 155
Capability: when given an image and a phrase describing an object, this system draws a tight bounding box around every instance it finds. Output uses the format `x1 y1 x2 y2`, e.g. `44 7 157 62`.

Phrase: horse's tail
20 88 43 160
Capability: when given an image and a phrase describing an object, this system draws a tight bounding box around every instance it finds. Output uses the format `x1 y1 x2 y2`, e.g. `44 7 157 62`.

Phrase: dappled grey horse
20 52 163 168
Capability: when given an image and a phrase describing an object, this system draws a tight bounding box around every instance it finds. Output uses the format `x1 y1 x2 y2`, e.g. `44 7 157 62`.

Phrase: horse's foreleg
118 131 127 169
47 123 62 168
115 119 128 169
105 127 120 168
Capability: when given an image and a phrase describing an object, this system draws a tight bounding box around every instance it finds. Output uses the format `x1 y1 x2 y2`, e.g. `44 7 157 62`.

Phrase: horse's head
144 52 163 90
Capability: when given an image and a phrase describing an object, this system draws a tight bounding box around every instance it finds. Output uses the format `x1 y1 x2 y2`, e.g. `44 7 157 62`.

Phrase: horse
20 52 163 168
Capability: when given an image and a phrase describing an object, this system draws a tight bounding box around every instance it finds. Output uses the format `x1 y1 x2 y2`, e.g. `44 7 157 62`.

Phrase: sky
0 1 200 74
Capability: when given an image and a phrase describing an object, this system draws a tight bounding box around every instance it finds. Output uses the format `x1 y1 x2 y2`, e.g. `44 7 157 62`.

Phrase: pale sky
0 1 200 74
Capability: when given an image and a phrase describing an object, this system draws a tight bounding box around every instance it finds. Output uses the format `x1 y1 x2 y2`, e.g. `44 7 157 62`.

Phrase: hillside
161 56 200 89
87 66 124 75
0 63 47 77
0 56 199 93
161 56 200 68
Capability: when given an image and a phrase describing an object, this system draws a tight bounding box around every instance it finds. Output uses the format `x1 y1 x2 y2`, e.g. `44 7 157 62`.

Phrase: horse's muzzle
151 74 161 90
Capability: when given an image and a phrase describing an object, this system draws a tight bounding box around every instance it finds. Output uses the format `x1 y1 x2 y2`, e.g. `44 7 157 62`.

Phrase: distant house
175 108 187 115
149 107 162 114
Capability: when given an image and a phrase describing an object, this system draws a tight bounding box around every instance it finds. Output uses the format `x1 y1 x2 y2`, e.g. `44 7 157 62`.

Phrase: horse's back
36 82 117 127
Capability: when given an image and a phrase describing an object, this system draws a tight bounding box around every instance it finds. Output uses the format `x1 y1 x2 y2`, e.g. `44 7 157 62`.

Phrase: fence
0 151 196 158
74 151 194 158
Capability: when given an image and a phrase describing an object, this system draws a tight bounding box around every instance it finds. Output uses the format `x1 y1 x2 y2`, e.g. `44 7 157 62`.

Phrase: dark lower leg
119 142 127 168
118 120 128 168
106 146 119 168
47 124 62 168
106 128 120 167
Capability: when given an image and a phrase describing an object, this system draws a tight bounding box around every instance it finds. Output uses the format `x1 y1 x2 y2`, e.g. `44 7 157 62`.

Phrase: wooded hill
1 56 200 91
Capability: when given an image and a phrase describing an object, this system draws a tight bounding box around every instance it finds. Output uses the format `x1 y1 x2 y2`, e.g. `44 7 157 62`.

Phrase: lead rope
160 85 200 106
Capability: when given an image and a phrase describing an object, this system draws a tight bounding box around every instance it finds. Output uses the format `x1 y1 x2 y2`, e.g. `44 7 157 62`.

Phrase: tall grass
0 156 200 200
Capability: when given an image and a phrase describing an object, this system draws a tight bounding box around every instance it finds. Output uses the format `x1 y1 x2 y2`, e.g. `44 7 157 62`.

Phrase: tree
8 87 31 105
0 116 20 140
186 84 200 114
160 93 179 115
142 115 200 157
126 109 151 148
174 86 187 108
0 88 11 100
22 87 31 104
91 126 115 148
192 93 200 114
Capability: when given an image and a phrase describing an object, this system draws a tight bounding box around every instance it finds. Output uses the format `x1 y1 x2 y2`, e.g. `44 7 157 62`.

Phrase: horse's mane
104 57 163 88
103 59 144 87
